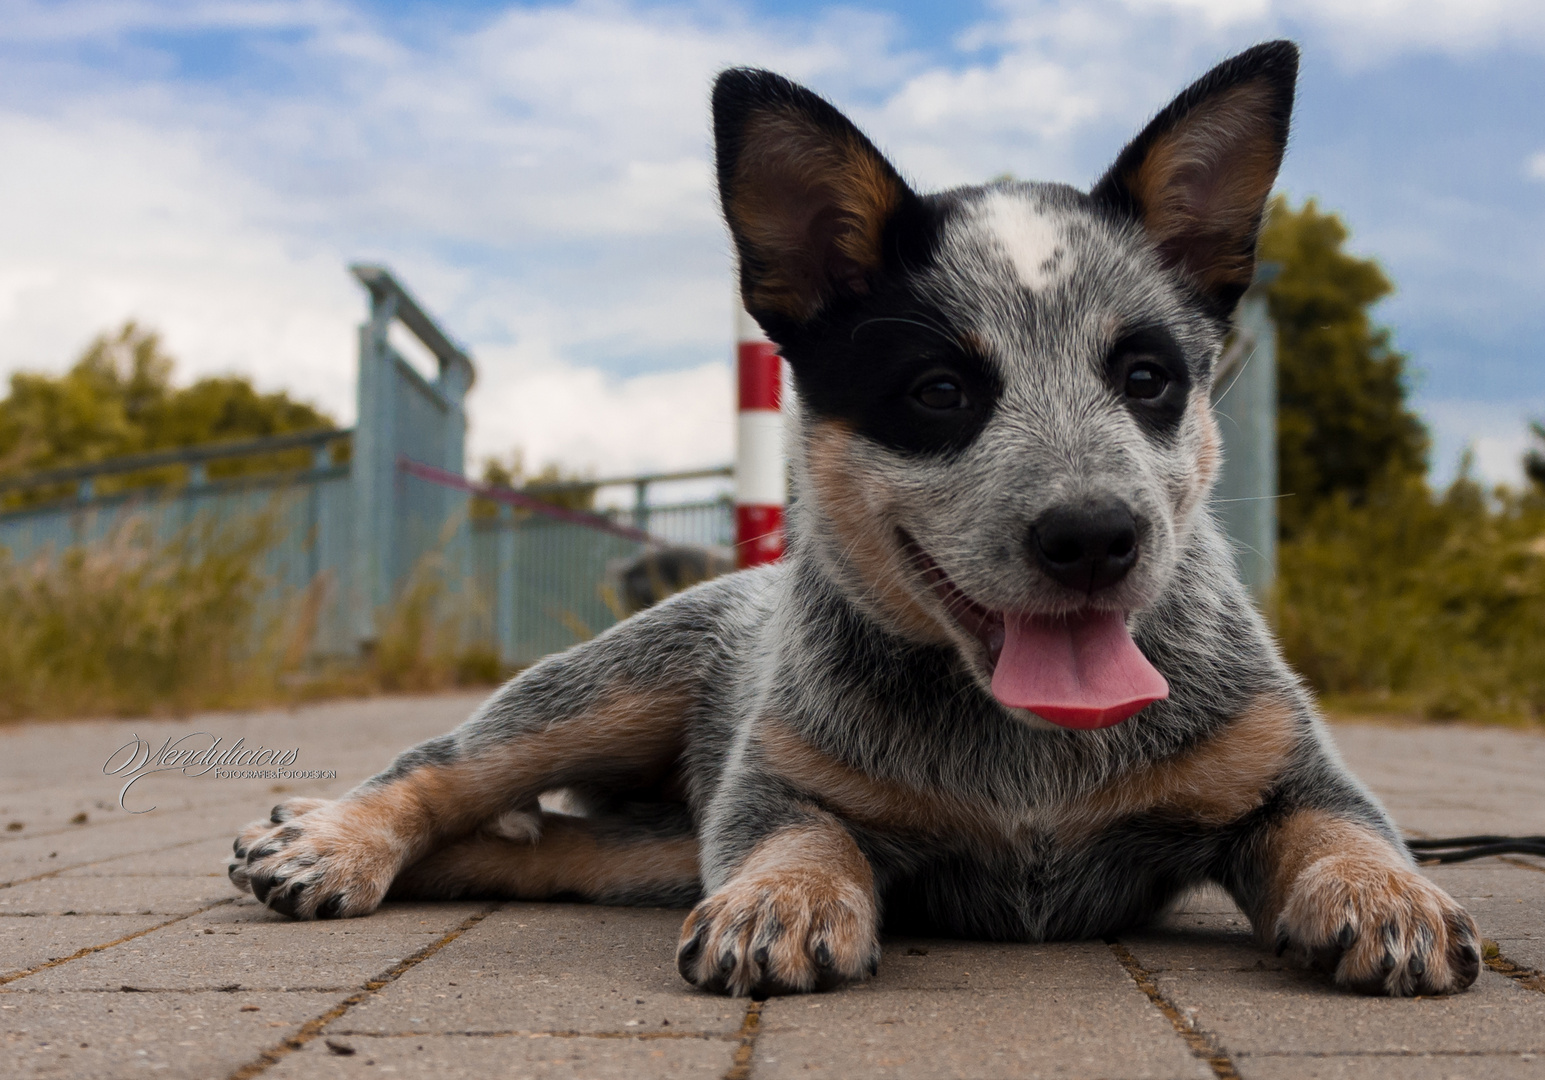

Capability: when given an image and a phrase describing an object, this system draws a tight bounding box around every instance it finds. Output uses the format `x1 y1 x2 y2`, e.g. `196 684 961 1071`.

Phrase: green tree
0 322 335 482
1258 196 1430 536
1526 420 1545 489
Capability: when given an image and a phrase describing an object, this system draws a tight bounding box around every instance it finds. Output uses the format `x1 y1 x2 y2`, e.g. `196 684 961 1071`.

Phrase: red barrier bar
735 299 785 567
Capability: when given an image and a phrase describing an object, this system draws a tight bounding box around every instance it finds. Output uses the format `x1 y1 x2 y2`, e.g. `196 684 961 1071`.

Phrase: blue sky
1 0 1541 482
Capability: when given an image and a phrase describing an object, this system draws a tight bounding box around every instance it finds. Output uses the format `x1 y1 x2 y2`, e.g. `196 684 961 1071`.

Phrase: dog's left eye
1124 363 1169 400
913 378 969 411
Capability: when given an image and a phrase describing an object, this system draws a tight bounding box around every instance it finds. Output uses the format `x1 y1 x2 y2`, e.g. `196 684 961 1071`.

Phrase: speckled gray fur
231 42 1481 1000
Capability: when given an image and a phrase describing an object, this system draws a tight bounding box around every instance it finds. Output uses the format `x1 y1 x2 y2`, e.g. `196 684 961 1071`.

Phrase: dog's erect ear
1093 41 1298 317
714 69 915 328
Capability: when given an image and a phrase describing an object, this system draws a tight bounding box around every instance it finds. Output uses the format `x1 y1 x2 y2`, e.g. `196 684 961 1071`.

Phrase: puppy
230 41 1481 999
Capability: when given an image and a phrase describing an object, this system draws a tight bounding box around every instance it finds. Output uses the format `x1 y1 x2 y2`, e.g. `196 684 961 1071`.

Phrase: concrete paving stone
1119 917 1282 976
864 939 1133 992
755 987 1212 1080
264 1030 738 1080
1 914 174 980
340 905 743 1036
0 809 232 885
69 833 247 879
1171 883 1244 915
1383 802 1545 839
1233 1052 1545 1080
1155 967 1545 1056
0 872 232 916
0 988 338 1080
22 899 488 992
1424 865 1545 942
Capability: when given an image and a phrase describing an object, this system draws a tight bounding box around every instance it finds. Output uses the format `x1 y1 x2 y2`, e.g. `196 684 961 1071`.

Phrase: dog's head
714 42 1296 727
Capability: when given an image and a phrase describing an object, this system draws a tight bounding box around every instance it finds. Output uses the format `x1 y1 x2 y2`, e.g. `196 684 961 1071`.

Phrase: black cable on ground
1406 835 1545 864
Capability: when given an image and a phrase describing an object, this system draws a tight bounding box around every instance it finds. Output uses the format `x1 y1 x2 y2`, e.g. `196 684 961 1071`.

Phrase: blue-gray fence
0 266 733 667
0 261 1275 673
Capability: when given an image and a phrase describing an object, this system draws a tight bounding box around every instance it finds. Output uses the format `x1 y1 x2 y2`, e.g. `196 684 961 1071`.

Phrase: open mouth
903 535 1169 730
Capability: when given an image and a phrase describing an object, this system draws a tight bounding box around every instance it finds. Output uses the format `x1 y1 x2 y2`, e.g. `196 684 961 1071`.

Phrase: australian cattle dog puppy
230 41 1481 998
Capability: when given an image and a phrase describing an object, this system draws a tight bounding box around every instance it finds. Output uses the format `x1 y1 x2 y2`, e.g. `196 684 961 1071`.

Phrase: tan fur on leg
676 814 880 996
233 687 689 919
390 813 699 903
1260 810 1481 996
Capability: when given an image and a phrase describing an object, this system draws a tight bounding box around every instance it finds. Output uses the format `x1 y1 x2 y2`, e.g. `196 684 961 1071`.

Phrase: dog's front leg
676 782 881 997
1228 798 1481 996
230 633 692 919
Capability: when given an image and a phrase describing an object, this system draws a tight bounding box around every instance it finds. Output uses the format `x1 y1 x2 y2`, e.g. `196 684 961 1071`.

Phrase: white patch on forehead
975 191 1069 292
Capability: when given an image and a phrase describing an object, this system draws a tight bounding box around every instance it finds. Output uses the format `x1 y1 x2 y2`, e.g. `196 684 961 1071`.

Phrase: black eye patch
1105 327 1190 437
781 293 1001 457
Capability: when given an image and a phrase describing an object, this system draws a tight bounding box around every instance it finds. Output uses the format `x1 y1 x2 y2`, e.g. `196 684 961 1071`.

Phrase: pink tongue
990 610 1169 729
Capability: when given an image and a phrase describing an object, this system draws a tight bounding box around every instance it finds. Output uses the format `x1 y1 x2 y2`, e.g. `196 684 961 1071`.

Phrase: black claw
249 844 279 862
1453 942 1480 986
267 888 299 918
867 956 880 977
813 941 833 969
1409 952 1426 977
270 805 289 823
1336 923 1356 951
753 946 769 966
718 951 736 975
251 877 273 904
315 894 345 920
676 927 706 981
233 837 245 856
1274 931 1291 957
1380 950 1397 974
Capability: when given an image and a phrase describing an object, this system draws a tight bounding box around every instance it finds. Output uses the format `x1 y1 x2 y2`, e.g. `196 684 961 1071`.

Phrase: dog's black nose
1030 500 1140 593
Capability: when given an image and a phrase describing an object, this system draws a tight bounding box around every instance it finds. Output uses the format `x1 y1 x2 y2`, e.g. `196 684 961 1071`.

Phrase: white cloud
1529 151 1545 182
466 350 734 481
1283 0 1545 62
1418 398 1545 488
0 0 1542 483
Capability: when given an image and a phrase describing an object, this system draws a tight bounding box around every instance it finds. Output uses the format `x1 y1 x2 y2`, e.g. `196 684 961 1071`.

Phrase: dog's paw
228 799 405 919
675 868 880 996
228 798 332 893
1274 854 1481 996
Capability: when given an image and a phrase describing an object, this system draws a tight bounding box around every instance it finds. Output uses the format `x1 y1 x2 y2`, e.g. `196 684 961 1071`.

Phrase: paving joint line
1107 939 1241 1080
722 998 764 1080
327 1028 736 1040
1245 1050 1545 1058
223 903 500 1080
0 897 236 985
1482 938 1545 994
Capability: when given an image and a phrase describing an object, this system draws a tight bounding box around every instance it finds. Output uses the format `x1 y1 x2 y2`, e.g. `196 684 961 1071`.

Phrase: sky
1 0 1542 490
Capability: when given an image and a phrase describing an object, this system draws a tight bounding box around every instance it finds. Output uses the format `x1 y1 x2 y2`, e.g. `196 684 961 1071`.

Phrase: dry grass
0 507 504 722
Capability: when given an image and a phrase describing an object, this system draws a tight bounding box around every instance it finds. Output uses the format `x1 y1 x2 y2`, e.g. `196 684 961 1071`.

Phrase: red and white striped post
735 299 785 566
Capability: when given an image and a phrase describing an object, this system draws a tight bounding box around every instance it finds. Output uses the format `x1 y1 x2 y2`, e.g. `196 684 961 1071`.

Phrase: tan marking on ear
760 722 1010 844
1056 694 1298 838
1128 81 1281 296
391 814 700 902
679 814 879 994
730 109 903 320
805 421 950 642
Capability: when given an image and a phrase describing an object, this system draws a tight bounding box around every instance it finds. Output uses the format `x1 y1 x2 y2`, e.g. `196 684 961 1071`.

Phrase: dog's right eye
913 378 968 411
1124 363 1169 400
